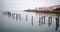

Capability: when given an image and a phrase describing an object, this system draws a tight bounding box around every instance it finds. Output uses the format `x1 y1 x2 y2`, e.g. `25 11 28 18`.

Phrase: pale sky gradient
0 0 60 10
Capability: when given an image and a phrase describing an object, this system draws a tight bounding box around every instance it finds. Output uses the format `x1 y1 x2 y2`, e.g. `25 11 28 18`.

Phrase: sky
0 0 60 10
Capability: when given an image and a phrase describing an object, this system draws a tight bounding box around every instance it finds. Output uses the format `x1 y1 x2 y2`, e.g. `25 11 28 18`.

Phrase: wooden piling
32 16 33 25
26 15 28 21
19 14 21 20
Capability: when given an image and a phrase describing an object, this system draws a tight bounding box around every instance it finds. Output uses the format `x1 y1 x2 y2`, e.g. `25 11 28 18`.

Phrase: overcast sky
0 0 60 10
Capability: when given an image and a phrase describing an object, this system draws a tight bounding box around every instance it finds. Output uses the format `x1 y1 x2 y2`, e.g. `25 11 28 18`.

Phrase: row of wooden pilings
3 12 59 30
4 12 53 26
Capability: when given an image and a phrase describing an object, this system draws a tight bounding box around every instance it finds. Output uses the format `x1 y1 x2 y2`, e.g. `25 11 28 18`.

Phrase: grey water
0 11 60 32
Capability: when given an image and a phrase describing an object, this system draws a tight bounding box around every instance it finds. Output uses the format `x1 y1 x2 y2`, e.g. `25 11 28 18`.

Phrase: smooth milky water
0 11 60 32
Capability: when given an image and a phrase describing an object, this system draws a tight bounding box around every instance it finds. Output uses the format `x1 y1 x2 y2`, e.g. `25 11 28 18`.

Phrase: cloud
0 0 60 10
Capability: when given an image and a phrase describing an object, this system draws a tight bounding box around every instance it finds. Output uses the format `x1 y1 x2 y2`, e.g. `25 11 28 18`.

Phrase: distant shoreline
25 5 60 13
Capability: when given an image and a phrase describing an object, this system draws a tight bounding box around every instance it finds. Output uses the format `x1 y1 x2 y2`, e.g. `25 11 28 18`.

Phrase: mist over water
0 0 60 11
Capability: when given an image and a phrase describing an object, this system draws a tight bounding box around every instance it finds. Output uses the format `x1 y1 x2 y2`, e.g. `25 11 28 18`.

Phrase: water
0 11 60 32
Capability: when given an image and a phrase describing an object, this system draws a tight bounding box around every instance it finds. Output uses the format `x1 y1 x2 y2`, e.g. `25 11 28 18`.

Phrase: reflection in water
48 17 52 26
39 17 41 27
3 12 11 18
8 12 11 18
26 15 28 21
19 14 21 20
55 13 60 31
16 14 18 21
39 16 45 27
12 13 16 19
39 17 40 22
55 18 59 31
42 16 45 24
2 11 60 31
31 16 33 26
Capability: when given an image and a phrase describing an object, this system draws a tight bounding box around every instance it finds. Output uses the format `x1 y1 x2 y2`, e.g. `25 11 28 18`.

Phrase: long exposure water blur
0 10 60 32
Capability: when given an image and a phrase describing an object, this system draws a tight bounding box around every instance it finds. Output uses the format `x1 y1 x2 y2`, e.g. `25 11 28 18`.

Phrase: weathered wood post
12 13 15 19
55 17 59 30
16 14 18 21
8 12 11 18
26 15 28 21
31 16 33 26
19 14 21 20
39 17 41 27
44 16 45 24
39 17 40 23
48 17 52 26
42 16 45 24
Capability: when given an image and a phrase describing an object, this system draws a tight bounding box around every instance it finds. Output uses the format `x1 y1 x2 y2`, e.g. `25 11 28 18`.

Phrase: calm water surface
0 11 60 32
